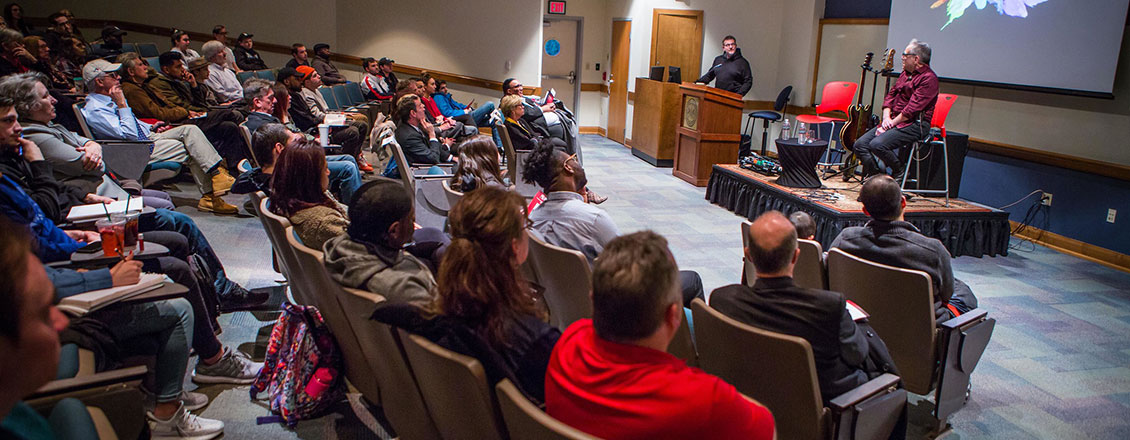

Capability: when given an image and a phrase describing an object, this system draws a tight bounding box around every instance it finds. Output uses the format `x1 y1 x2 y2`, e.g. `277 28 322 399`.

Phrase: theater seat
496 378 598 440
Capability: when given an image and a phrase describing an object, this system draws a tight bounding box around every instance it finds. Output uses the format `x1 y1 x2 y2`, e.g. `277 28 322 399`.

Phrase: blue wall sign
545 39 561 57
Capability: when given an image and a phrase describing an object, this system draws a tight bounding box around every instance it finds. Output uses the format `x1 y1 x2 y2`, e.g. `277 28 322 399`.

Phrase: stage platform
705 164 1010 258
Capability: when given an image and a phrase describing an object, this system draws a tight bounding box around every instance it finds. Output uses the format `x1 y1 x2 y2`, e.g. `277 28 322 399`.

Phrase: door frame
542 15 584 120
608 18 631 144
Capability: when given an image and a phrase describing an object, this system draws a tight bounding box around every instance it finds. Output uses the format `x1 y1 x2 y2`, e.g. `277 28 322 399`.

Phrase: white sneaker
193 347 263 384
181 390 209 411
147 403 223 439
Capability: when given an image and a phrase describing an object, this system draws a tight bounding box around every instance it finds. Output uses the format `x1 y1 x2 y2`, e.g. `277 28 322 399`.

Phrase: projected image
932 0 1050 29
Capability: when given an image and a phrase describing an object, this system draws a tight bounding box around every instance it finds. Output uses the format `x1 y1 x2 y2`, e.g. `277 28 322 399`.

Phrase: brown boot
198 193 239 215
211 167 235 196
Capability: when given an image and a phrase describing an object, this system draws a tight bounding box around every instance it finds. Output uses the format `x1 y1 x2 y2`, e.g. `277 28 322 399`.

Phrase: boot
210 167 235 196
198 193 239 215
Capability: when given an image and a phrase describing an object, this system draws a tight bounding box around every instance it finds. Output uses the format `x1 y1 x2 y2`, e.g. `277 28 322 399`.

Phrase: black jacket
287 90 320 133
233 46 268 71
394 123 451 166
697 48 753 95
0 151 88 224
710 277 891 402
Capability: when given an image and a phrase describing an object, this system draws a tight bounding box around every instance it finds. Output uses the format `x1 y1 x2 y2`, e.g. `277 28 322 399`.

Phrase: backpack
250 303 345 427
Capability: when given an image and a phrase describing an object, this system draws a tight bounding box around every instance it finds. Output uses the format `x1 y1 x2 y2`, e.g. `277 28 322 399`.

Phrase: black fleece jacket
697 48 753 96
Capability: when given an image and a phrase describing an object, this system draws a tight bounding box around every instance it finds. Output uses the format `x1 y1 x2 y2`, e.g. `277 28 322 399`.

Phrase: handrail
36 17 538 95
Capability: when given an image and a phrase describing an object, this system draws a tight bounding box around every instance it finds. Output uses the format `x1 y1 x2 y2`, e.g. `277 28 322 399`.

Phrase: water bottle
796 122 808 143
780 119 791 140
304 367 335 398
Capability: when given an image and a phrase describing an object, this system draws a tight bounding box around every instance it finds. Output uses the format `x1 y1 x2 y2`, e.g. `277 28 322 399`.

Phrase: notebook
846 300 870 322
65 197 145 222
57 273 169 315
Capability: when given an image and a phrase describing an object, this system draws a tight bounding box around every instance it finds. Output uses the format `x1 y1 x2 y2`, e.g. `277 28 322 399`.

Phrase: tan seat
691 299 905 440
387 138 453 230
795 239 827 290
826 249 995 435
27 366 149 440
526 234 592 330
740 221 756 287
336 286 441 439
286 227 383 407
495 122 538 198
399 330 506 440
495 378 599 440
238 123 258 167
258 198 303 304
441 180 463 211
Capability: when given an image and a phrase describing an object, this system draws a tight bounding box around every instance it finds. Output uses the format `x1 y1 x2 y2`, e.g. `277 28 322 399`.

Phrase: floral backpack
250 303 344 427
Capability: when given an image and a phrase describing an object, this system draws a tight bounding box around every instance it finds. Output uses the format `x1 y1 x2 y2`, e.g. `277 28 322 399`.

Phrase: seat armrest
940 308 987 331
28 366 147 401
828 373 901 410
96 140 156 146
829 373 906 440
27 366 149 440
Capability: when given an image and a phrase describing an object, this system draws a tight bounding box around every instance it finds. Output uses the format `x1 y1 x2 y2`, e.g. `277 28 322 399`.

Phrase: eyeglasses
565 153 578 164
902 52 916 58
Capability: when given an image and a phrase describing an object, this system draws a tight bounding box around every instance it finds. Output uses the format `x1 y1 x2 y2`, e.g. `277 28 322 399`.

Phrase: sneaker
181 390 209 411
357 156 375 173
218 284 270 313
147 403 223 439
197 194 239 215
193 348 262 384
210 168 235 195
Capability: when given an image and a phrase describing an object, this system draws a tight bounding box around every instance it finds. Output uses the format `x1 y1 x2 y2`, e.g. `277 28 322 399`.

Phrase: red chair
901 93 957 206
796 81 857 126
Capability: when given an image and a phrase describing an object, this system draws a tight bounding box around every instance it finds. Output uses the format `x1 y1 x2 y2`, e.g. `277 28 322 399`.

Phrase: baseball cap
237 32 253 41
295 65 316 81
82 59 122 83
276 67 299 82
313 43 330 53
378 57 395 66
101 26 126 39
187 57 210 71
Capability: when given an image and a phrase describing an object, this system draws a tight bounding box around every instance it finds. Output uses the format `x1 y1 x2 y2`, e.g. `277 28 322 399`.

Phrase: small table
63 243 170 268
774 138 828 189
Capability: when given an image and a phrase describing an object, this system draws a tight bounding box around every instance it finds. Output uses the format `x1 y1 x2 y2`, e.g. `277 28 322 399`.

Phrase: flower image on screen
933 0 1050 30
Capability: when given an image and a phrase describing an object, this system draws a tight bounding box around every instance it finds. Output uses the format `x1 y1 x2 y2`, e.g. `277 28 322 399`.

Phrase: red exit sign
548 1 566 14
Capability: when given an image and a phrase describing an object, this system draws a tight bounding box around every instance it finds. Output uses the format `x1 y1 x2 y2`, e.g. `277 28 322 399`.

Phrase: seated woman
449 135 509 193
373 186 560 404
500 94 544 151
269 139 349 250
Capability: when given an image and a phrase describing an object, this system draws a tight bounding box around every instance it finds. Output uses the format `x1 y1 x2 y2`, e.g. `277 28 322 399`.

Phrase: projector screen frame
882 71 1116 100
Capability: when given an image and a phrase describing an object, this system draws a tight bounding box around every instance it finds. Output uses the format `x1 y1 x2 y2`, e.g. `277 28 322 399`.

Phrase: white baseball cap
82 59 122 84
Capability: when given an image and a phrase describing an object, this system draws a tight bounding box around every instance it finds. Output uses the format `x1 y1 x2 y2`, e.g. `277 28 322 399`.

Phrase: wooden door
650 9 703 83
608 19 630 144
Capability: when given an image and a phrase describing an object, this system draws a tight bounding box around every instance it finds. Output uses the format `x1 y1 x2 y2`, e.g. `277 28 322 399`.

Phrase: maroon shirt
883 64 938 128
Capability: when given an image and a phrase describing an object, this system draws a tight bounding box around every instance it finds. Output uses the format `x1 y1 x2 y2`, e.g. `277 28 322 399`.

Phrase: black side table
774 138 828 188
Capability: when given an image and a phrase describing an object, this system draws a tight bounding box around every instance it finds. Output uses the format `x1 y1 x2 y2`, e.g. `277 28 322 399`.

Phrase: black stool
744 85 792 156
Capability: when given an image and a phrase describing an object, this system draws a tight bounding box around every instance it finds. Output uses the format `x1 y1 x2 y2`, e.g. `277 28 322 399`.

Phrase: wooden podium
628 78 681 167
673 83 744 186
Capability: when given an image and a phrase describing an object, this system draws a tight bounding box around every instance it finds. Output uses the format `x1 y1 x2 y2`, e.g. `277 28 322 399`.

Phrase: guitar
867 49 897 129
838 52 874 154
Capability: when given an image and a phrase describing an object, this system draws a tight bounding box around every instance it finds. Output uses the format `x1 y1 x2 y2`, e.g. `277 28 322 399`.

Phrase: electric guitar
838 52 874 154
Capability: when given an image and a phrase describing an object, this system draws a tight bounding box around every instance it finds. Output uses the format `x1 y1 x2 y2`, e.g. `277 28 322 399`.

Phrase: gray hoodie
322 234 436 306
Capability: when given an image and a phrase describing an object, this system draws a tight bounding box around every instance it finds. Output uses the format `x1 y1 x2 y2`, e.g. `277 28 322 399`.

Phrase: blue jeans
491 125 503 151
471 102 496 128
103 298 193 402
141 208 239 298
328 154 362 204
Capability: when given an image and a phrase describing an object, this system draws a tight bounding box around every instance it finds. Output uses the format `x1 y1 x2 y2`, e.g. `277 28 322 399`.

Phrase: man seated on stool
831 175 978 323
545 231 776 440
710 211 902 417
850 39 938 180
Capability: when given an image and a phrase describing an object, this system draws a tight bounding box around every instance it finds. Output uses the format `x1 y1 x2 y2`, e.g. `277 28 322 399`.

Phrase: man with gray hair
849 38 939 180
201 40 242 102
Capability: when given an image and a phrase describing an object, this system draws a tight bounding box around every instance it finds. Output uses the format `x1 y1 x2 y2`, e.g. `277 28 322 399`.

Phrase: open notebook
65 197 145 222
57 273 169 315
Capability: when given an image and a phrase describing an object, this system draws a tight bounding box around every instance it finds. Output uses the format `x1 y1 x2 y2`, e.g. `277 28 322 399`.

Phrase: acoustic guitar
838 52 874 154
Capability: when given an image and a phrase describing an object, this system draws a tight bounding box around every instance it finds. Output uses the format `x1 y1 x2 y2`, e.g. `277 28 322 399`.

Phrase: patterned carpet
163 135 1129 439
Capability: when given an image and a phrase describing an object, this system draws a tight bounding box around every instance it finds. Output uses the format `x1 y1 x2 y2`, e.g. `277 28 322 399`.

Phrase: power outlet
1108 209 1117 223
1041 192 1053 206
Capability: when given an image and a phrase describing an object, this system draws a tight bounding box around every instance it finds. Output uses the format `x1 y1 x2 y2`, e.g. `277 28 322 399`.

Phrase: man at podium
696 35 752 95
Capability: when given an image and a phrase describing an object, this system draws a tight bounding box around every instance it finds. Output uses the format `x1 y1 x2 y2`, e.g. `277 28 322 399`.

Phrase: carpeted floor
164 135 1129 439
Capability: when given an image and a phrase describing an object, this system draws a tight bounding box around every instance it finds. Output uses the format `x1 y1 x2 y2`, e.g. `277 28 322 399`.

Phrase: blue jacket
46 266 113 299
432 92 468 118
0 175 82 262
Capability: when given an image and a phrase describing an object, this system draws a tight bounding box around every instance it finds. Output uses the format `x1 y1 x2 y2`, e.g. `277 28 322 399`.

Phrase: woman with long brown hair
269 139 348 249
449 135 507 192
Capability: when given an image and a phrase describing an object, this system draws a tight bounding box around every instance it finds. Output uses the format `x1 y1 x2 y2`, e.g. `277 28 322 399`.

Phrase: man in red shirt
851 38 939 180
545 231 776 440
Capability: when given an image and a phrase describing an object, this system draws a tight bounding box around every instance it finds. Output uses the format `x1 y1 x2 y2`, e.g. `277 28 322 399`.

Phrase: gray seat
257 198 301 304
441 180 463 211
387 138 453 230
740 221 756 287
399 330 506 440
826 249 995 436
72 102 180 187
526 234 592 330
691 299 906 440
496 378 599 440
495 122 538 198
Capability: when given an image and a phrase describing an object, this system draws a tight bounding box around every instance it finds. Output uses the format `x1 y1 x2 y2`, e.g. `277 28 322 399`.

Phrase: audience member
232 122 298 195
278 67 365 168
43 12 76 51
21 36 75 92
501 77 579 155
2 3 31 36
411 77 471 139
285 43 309 69
360 57 393 100
210 25 239 72
831 175 979 322
710 211 901 406
545 231 776 439
56 9 87 45
0 28 31 76
789 210 816 240
419 75 456 126
310 43 347 85
185 57 222 107
169 29 201 61
433 79 495 128
374 186 560 403
201 40 243 102
297 66 371 163
378 57 399 90
449 136 507 192
269 139 349 248
89 26 126 60
51 36 85 80
80 59 239 214
393 93 453 167
233 32 267 71
501 94 542 150
323 178 445 305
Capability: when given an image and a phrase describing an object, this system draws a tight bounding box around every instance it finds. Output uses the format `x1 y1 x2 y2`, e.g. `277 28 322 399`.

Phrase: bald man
710 211 900 406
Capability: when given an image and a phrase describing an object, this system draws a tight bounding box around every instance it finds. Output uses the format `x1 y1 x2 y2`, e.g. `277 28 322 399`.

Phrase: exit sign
548 1 566 14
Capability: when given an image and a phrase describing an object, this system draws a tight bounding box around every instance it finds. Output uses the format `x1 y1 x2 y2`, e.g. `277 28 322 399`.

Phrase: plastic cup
318 125 330 146
117 212 140 251
96 217 126 257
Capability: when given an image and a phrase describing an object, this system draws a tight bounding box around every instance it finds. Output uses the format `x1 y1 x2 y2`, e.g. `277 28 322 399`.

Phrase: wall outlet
1108 209 1117 223
1041 192 1053 206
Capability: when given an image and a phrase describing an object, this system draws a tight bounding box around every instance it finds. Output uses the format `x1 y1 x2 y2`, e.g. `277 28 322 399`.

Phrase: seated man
297 66 369 147
789 210 816 240
309 43 347 86
360 57 393 100
285 43 310 69
79 59 238 214
185 57 224 107
277 67 365 168
851 39 938 179
433 79 495 128
201 41 243 103
831 175 978 322
233 32 267 71
393 93 454 167
120 52 247 169
501 77 579 156
711 211 900 404
233 121 361 204
209 25 239 72
89 26 126 61
323 178 438 306
545 231 776 439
